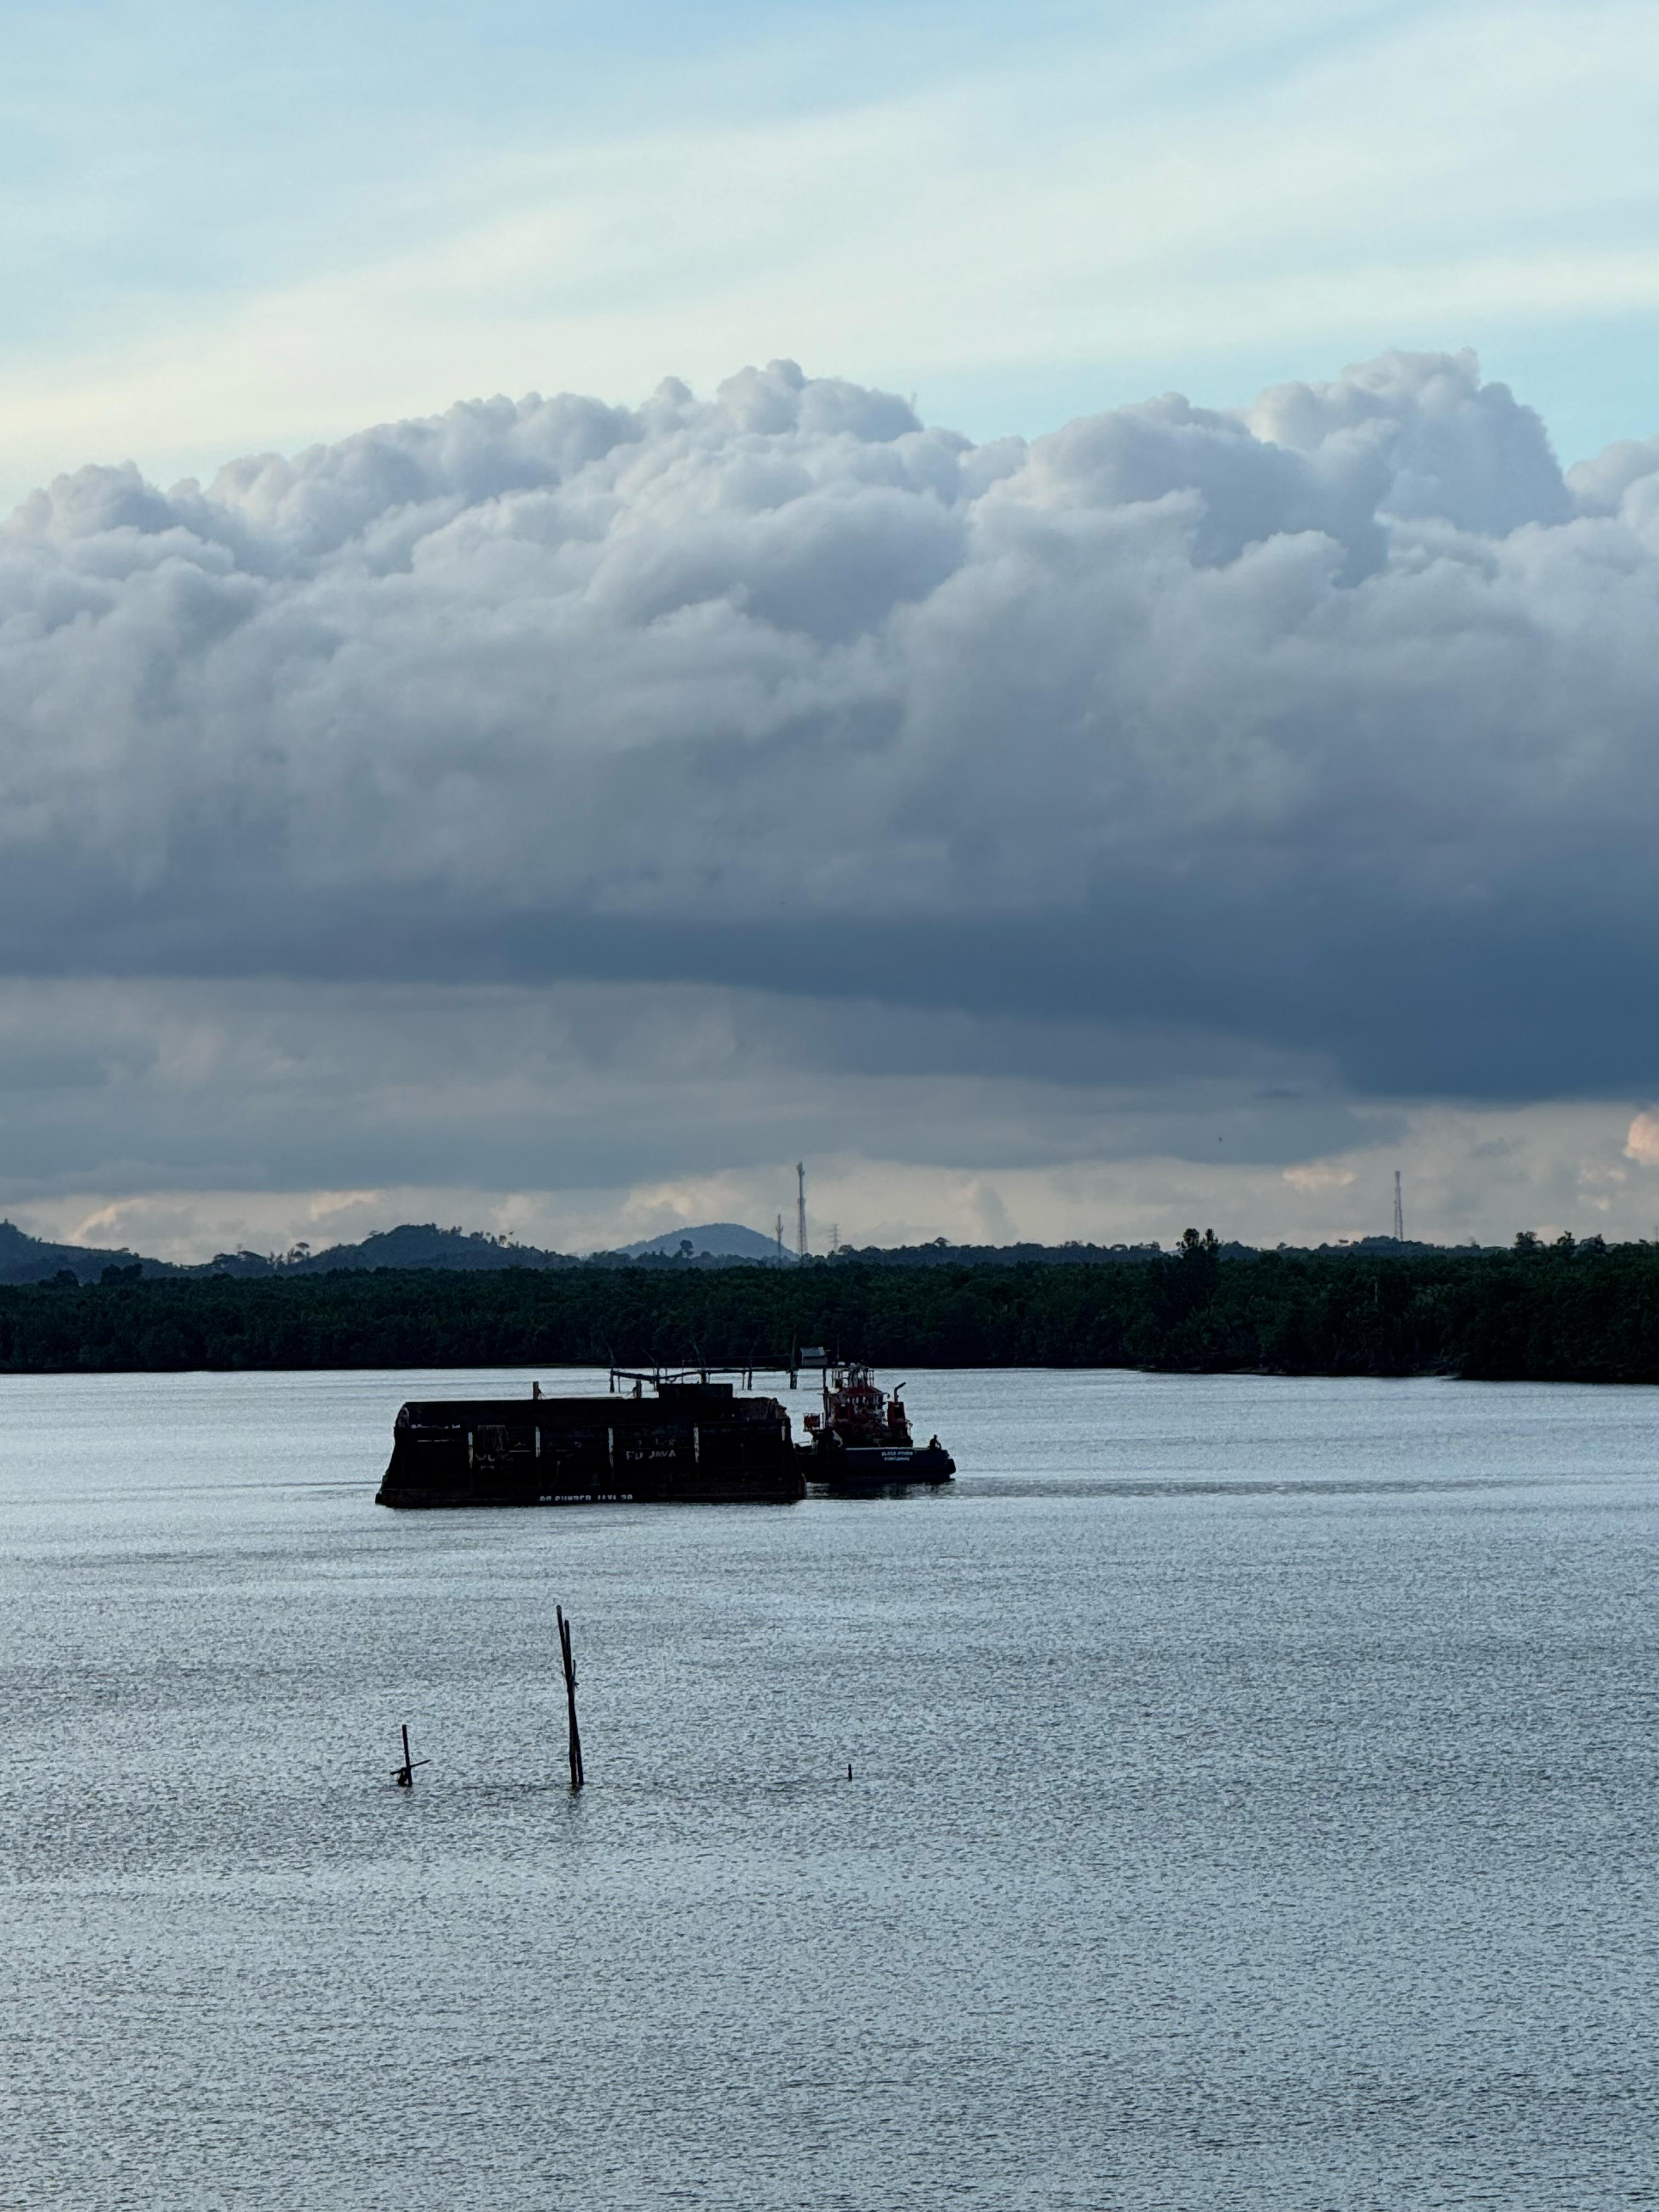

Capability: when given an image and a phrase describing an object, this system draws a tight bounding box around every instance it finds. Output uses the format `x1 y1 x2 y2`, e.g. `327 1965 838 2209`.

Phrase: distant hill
0 1219 582 1284
0 1215 1493 1289
290 1224 575 1273
0 1220 173 1286
202 1224 578 1276
0 1216 779 1283
618 1221 792 1262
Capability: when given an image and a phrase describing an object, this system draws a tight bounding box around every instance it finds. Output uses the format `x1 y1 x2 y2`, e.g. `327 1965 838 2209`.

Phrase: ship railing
608 1352 842 1393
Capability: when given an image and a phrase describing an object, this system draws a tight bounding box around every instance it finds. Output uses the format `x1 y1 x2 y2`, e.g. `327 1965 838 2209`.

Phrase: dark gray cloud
3 348 1655 1100
0 978 1385 1201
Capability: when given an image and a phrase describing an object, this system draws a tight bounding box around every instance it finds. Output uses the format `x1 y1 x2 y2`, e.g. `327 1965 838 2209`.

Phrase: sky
3 0 1659 1260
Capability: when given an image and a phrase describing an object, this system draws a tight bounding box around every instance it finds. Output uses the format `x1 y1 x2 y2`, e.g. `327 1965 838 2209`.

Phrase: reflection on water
0 1365 1654 2209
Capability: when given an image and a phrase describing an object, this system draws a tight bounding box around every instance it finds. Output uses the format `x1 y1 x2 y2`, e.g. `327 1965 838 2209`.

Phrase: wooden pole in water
557 1606 585 1790
392 1723 428 1788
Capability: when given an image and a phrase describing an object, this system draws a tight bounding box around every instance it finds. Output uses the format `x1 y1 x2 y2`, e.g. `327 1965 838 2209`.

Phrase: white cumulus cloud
3 346 1657 1116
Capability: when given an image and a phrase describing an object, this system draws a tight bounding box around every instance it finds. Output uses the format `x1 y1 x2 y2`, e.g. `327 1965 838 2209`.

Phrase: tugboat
799 1361 955 1487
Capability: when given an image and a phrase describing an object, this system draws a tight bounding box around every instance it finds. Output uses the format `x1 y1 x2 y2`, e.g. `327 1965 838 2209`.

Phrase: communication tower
1393 1170 1404 1244
797 1163 808 1259
775 1213 785 1264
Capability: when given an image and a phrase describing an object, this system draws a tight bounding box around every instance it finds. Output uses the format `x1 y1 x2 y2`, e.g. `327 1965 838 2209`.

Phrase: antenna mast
1393 1170 1404 1244
796 1162 808 1260
775 1212 785 1265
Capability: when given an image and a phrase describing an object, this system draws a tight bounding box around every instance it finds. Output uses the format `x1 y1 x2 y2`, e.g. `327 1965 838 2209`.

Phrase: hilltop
616 1222 793 1262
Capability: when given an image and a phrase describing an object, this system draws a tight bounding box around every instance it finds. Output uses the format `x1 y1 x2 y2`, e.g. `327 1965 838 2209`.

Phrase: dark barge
376 1375 805 1508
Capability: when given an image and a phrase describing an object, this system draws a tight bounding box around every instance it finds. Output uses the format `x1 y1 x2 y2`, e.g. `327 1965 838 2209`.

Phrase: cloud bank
6 346 1658 1113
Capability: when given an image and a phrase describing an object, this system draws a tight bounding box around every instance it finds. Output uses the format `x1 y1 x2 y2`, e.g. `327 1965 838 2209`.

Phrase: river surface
0 1366 1654 2210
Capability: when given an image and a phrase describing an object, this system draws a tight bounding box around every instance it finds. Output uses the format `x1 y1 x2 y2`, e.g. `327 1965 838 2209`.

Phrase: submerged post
557 1606 585 1790
392 1723 429 1788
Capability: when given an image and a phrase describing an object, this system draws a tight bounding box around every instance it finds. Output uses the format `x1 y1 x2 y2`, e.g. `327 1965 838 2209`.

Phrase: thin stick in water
392 1723 430 1788
557 1606 585 1790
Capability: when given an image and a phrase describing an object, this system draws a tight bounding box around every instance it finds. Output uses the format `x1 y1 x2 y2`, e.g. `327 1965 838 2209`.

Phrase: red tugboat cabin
801 1362 955 1486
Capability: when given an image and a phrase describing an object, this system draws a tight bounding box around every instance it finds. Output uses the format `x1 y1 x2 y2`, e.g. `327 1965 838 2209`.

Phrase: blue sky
3 0 1657 509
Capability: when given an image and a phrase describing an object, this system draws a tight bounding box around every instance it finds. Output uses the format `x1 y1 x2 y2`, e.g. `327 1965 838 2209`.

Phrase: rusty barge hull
376 1384 805 1508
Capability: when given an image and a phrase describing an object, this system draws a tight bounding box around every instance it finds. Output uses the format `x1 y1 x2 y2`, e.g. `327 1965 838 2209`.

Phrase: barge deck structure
376 1374 804 1508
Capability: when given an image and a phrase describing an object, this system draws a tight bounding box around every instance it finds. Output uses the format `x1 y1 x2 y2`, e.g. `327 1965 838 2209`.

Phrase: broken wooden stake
392 1722 430 1788
557 1605 585 1790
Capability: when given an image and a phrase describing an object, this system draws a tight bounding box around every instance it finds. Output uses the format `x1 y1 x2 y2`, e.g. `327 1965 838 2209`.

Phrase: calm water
0 1367 1655 2210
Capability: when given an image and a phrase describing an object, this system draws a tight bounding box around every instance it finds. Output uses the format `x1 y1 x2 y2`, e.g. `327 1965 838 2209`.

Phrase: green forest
3 1233 1659 1381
